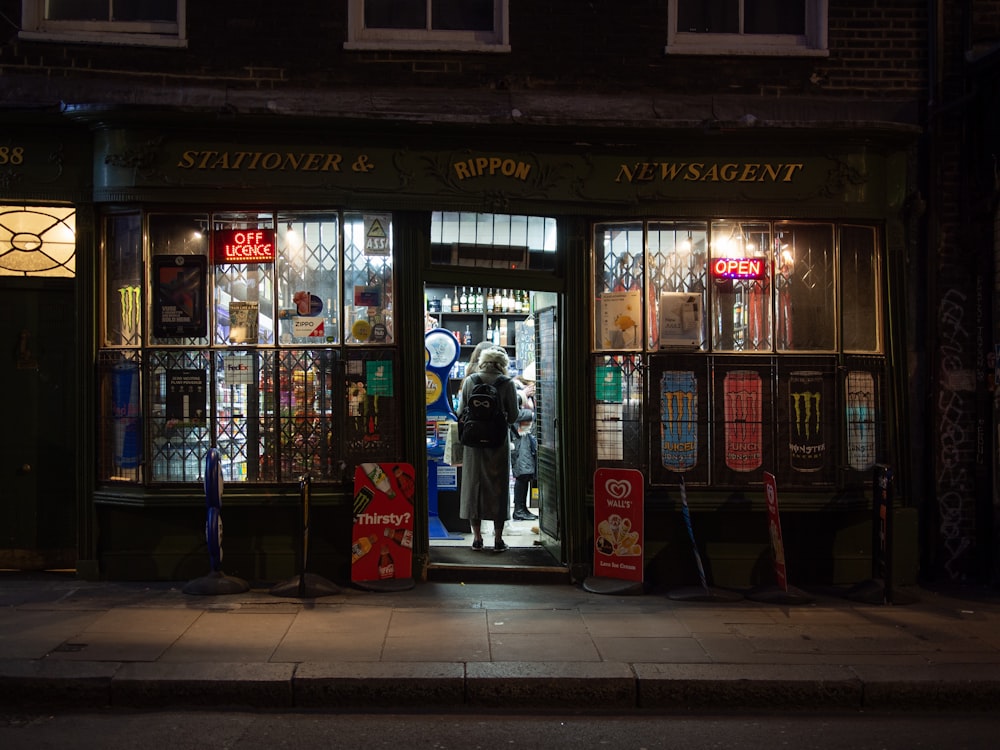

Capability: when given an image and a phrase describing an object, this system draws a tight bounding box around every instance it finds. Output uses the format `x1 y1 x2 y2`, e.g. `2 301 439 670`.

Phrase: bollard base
746 584 813 605
183 570 250 596
270 573 342 598
583 576 644 595
667 585 743 602
353 577 416 592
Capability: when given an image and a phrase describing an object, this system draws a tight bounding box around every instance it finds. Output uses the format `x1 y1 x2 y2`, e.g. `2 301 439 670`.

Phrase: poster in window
648 355 709 486
166 369 206 425
153 255 207 338
775 360 836 488
712 360 773 486
599 290 642 350
229 301 259 344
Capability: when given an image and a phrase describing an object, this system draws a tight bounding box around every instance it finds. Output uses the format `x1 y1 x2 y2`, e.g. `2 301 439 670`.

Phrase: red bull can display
723 370 762 472
788 370 825 472
660 370 698 471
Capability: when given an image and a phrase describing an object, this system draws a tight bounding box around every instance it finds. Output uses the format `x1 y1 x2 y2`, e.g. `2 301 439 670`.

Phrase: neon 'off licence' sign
213 229 276 264
711 257 765 279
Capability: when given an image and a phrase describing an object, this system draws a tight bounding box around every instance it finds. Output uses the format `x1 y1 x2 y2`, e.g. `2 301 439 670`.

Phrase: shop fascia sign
212 228 275 264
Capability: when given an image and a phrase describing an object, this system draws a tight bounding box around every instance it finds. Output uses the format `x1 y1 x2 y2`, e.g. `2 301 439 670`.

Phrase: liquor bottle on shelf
464 324 472 344
493 288 503 313
460 287 469 312
475 287 484 313
486 318 495 344
452 287 459 311
499 318 508 347
442 289 452 313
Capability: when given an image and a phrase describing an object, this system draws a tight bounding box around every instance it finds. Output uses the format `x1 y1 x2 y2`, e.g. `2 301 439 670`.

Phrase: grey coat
458 366 519 523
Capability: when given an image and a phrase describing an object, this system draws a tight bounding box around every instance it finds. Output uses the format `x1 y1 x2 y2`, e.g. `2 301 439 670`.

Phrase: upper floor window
346 0 509 52
20 1 186 47
667 0 828 57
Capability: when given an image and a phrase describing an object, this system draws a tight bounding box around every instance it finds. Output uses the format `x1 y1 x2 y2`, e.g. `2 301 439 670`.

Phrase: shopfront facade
67 110 917 588
0 118 92 572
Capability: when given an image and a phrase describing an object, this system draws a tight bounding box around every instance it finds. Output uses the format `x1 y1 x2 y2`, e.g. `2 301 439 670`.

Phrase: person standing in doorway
510 362 538 521
510 407 538 521
459 345 519 552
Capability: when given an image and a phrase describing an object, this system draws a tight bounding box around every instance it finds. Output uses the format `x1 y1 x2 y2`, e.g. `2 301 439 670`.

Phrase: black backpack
458 374 510 448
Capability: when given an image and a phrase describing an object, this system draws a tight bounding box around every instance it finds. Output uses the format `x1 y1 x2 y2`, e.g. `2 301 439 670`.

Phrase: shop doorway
0 280 77 570
423 283 567 581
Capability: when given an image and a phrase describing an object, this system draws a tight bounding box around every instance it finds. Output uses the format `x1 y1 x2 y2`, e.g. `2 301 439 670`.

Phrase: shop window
98 209 401 486
593 355 644 467
646 222 708 350
840 225 881 352
344 213 394 345
592 218 885 490
276 213 341 346
213 213 276 347
103 213 143 347
430 211 557 270
148 213 210 347
667 0 828 57
20 0 186 47
593 222 645 352
0 205 76 278
347 0 509 51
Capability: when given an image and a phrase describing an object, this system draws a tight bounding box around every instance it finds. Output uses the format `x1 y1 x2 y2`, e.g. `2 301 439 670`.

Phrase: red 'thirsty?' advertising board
593 468 644 583
763 471 788 591
351 463 415 583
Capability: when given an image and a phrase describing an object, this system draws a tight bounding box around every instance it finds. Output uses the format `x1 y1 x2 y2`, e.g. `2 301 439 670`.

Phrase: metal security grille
593 355 643 469
98 349 143 483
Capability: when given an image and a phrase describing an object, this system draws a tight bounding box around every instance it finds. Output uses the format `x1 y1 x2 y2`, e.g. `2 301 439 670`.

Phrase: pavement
2 571 1000 714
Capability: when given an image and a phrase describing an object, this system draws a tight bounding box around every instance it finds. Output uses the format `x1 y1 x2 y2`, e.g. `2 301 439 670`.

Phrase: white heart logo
605 479 630 499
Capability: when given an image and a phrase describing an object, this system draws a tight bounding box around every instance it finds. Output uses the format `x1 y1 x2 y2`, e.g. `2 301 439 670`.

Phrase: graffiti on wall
936 287 977 580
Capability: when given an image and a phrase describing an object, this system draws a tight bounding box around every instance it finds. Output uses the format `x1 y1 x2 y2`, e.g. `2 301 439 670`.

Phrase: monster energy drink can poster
778 367 835 486
593 468 644 583
650 358 707 485
716 367 771 483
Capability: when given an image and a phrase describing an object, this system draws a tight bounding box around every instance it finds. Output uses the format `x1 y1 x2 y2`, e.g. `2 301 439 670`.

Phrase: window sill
344 41 510 53
19 30 188 48
664 42 829 57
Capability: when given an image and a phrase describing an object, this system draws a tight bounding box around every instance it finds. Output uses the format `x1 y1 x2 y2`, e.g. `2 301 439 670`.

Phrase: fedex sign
711 257 765 279
213 229 276 264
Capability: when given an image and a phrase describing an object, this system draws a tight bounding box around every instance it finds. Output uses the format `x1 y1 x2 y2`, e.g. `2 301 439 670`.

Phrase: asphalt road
2 710 998 749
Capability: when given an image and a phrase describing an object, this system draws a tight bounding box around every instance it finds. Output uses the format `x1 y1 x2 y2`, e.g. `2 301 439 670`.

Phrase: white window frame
666 0 828 57
346 0 509 53
19 1 187 48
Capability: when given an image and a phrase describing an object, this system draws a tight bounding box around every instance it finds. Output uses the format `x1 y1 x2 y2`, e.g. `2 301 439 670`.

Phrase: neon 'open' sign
711 258 765 279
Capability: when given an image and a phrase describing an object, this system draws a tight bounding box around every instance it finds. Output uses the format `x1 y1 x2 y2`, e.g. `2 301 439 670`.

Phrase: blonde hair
467 341 504 375
477 346 509 375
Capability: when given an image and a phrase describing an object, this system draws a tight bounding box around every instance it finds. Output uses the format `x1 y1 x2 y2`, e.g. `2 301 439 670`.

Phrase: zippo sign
593 468 644 583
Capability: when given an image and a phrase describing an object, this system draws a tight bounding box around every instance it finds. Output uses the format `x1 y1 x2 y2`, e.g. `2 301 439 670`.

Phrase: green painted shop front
73 110 918 588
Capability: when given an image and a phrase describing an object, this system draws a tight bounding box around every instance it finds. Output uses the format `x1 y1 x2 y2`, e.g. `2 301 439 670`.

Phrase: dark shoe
472 538 484 551
494 540 509 552
512 509 538 521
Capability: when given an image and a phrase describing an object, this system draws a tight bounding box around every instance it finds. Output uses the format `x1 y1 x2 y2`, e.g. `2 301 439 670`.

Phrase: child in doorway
510 407 538 521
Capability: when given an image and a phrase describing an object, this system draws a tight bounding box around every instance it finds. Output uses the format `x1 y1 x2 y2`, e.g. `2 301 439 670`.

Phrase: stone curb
2 660 999 712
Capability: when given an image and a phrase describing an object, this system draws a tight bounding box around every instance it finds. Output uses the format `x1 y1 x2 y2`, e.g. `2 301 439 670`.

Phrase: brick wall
0 1 932 100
